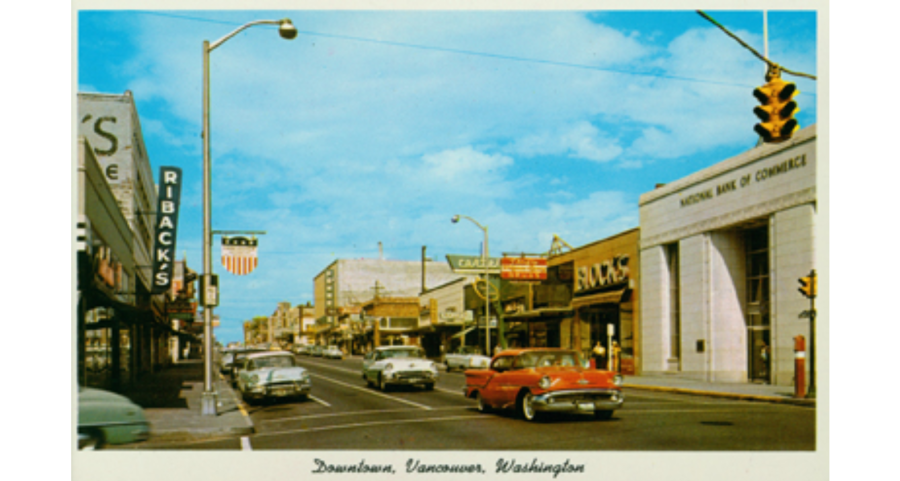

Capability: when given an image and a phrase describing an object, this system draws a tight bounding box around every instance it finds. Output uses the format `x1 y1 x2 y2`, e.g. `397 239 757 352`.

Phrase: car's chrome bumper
531 388 624 413
384 372 437 385
247 381 311 398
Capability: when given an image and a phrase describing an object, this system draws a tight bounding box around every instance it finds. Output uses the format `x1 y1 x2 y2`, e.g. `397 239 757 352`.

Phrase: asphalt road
154 354 815 451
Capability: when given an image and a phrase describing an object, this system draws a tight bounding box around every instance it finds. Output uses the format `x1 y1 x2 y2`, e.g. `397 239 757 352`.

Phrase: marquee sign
222 236 259 276
151 167 182 294
500 256 548 281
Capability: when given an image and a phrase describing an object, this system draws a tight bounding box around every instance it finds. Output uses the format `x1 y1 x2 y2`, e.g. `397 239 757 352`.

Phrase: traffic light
798 275 816 299
753 66 799 143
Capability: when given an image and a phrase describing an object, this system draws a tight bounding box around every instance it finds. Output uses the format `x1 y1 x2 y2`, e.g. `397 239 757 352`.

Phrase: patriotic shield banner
222 236 259 275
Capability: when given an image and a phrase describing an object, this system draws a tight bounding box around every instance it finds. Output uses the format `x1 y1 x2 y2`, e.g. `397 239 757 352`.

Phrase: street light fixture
200 18 296 416
451 214 491 356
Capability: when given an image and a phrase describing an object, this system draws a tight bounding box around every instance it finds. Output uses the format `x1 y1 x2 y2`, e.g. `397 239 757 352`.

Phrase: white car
443 346 491 371
323 345 344 359
237 351 312 404
362 346 439 391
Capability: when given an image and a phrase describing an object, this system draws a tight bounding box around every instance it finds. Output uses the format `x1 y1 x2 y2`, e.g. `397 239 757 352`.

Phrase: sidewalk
623 373 816 407
117 359 254 445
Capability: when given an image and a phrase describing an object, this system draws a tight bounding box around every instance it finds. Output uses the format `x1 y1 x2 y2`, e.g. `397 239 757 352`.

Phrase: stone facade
639 125 817 386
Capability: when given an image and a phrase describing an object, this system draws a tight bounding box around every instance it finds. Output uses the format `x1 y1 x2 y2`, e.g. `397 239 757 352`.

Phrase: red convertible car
464 348 624 422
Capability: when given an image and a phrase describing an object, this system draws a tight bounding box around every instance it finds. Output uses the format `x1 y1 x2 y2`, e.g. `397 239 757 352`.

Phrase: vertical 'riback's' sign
151 167 182 294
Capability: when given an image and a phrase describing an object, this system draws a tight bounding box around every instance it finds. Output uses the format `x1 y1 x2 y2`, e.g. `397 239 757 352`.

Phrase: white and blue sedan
362 346 439 392
237 351 311 404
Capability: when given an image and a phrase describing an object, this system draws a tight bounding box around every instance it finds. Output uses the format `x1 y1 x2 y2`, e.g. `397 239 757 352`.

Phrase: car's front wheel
594 410 614 421
424 383 434 391
518 391 540 422
475 391 492 413
78 430 104 450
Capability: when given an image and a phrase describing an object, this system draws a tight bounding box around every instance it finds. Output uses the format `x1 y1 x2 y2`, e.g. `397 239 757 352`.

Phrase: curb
623 383 816 407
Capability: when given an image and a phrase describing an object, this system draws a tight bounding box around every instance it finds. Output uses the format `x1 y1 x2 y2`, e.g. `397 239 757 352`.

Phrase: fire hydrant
794 335 806 398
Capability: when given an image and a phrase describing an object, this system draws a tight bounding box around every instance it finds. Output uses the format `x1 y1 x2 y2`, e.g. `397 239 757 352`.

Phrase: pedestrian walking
611 341 621 372
592 341 606 370
760 342 770 382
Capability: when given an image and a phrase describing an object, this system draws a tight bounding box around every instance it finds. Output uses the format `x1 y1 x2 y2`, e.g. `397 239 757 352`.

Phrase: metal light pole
200 18 297 416
452 215 490 356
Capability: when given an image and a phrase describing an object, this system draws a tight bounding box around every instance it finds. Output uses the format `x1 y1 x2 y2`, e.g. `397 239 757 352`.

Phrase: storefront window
528 321 560 348
120 328 131 383
84 308 111 389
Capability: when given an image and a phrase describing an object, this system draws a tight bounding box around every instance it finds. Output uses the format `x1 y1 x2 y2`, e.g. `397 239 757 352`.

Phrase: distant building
313 257 464 350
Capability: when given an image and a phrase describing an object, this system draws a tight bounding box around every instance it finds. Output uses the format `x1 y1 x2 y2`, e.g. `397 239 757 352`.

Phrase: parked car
229 348 266 386
362 346 438 391
323 345 344 360
77 387 151 450
219 349 241 374
236 351 312 405
293 344 309 355
464 348 624 422
310 345 324 357
443 345 491 371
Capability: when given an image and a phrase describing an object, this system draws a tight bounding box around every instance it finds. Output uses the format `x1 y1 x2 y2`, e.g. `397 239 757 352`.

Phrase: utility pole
808 269 816 399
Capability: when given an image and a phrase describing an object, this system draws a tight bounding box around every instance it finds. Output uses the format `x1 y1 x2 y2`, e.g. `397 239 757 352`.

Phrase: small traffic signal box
753 65 800 143
798 275 817 299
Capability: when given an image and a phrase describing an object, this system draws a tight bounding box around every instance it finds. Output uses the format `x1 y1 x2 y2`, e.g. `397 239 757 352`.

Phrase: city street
66 9 836 481
126 354 815 451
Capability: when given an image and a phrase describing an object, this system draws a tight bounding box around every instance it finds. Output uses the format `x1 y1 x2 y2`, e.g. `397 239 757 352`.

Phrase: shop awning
571 288 629 309
450 327 476 339
504 306 574 320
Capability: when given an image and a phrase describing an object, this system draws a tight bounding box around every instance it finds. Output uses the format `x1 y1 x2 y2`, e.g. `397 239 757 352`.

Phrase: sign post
447 253 500 354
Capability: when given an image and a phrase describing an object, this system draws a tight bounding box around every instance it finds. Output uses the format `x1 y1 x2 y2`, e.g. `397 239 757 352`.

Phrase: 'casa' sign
575 255 630 294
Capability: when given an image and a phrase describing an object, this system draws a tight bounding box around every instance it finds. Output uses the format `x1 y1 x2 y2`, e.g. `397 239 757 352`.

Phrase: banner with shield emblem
222 236 259 275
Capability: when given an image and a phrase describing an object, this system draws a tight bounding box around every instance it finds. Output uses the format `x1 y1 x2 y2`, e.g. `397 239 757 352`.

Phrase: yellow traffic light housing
753 66 800 143
798 275 816 299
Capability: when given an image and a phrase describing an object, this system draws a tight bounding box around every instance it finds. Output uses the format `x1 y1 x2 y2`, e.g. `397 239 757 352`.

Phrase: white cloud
508 121 623 162
422 147 513 181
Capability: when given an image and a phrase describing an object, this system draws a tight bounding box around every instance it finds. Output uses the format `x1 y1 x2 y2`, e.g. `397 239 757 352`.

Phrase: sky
76 8 818 345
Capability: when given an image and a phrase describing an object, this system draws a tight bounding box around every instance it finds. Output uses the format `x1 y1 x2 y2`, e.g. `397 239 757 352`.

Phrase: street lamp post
200 18 297 416
452 215 490 356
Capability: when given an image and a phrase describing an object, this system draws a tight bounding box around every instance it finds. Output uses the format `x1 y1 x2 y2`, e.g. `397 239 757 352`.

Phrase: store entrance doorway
585 306 619 370
748 326 771 383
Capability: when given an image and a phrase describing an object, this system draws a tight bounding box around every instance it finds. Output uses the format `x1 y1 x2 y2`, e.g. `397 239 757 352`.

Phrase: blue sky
77 9 818 345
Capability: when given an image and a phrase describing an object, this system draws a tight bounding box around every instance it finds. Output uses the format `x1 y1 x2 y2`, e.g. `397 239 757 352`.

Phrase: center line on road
259 405 470 424
308 372 434 410
309 395 331 407
254 414 488 439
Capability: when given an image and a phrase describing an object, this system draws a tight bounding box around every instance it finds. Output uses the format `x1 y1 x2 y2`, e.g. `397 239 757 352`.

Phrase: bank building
639 125 818 387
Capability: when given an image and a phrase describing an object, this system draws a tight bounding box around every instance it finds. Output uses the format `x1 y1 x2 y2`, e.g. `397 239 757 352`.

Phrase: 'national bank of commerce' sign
151 167 182 294
446 254 501 274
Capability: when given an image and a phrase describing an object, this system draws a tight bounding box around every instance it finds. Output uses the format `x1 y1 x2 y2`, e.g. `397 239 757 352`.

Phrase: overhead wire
136 10 780 92
696 10 817 81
